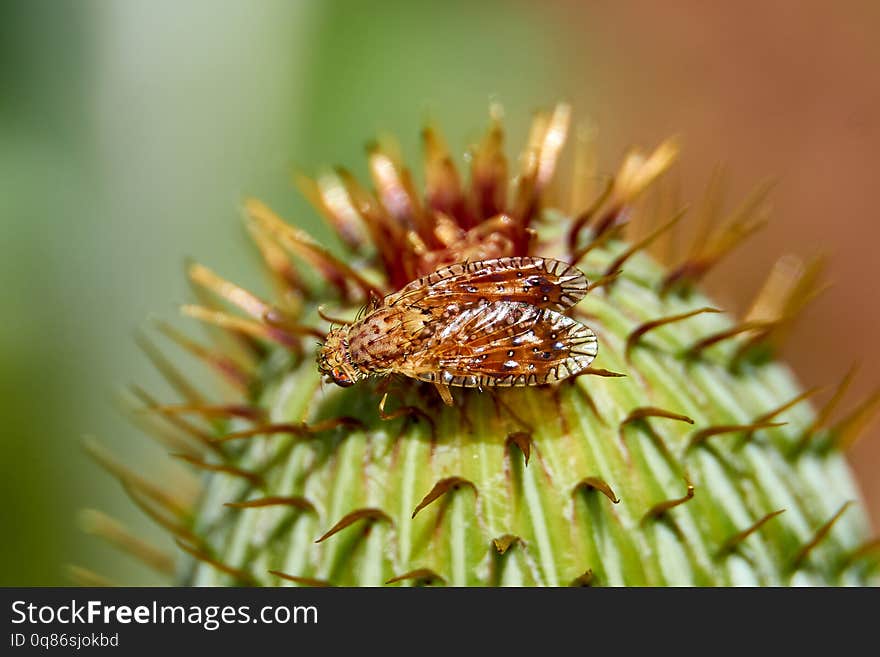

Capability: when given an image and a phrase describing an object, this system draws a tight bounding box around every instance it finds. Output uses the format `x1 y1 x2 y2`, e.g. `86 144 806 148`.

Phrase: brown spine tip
506 432 533 466
66 565 118 588
492 534 524 555
379 393 437 439
316 304 353 325
754 388 823 426
122 481 202 547
683 320 773 360
715 509 786 559
660 180 771 296
115 389 205 458
573 477 620 504
79 509 176 576
269 570 334 587
127 385 220 456
171 453 263 488
829 386 880 453
224 496 316 514
411 477 477 519
175 539 257 586
789 501 854 573
731 255 827 368
585 269 624 294
578 367 627 378
569 569 595 587
839 537 880 574
134 331 205 405
687 420 786 451
640 480 695 525
625 307 721 361
385 568 446 586
791 364 860 456
622 406 695 427
182 304 314 349
153 402 266 422
566 178 613 255
602 210 685 285
213 417 365 444
83 438 190 518
154 320 253 391
314 508 393 543
570 223 619 266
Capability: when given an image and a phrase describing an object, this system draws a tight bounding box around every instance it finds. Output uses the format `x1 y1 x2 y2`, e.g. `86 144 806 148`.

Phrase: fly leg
433 382 454 406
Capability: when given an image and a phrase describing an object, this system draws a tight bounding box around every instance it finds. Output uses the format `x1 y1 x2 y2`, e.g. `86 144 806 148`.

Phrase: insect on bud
88 103 876 588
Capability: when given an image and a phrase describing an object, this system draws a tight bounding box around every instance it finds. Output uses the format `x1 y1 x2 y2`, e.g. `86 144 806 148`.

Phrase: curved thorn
569 569 595 587
754 387 823 426
66 565 118 588
570 222 619 265
792 364 859 455
151 403 265 422
127 385 222 456
573 476 620 504
171 453 263 487
622 406 695 427
839 537 880 573
154 320 252 390
379 393 437 439
687 421 786 451
412 477 476 519
79 509 176 576
789 501 854 572
83 439 190 517
641 479 695 524
134 331 205 404
505 432 533 466
224 496 316 514
625 307 721 361
314 508 393 543
577 367 626 378
585 269 624 294
602 209 686 284
262 308 326 340
567 177 614 255
715 509 786 559
181 304 303 349
268 570 334 587
385 568 446 586
829 386 880 452
175 539 257 585
683 321 773 359
213 417 364 444
317 305 354 325
492 534 524 555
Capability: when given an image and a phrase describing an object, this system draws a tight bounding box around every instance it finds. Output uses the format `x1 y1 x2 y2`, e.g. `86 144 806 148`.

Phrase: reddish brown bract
317 257 598 402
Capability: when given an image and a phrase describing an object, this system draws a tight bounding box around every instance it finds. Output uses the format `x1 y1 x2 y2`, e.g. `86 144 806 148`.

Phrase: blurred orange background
563 1 880 529
1 1 877 584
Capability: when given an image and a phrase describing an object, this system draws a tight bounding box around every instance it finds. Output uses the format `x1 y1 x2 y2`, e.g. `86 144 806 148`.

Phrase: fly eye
332 369 354 388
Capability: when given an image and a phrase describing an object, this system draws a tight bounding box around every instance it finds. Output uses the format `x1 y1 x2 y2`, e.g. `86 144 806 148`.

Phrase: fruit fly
316 256 597 406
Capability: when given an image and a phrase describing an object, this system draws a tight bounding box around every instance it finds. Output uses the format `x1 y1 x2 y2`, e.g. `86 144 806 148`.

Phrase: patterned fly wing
386 256 589 312
400 300 598 388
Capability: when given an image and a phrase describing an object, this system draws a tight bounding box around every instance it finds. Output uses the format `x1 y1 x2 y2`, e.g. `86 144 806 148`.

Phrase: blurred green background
2 1 878 585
